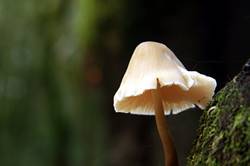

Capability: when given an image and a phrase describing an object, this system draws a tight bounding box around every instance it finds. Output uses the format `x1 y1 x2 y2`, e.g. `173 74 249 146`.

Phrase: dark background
0 0 249 166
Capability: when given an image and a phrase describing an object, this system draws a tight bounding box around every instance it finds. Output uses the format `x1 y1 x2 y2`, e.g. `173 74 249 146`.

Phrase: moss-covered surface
187 59 250 166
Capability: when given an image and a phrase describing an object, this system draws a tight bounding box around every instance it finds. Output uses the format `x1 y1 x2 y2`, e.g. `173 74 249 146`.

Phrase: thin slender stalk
151 79 178 166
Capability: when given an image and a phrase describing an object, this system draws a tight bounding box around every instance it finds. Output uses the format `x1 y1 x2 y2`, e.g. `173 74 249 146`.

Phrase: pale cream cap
114 41 217 115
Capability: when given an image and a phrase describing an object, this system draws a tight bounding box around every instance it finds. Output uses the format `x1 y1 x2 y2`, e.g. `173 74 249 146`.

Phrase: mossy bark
187 59 250 166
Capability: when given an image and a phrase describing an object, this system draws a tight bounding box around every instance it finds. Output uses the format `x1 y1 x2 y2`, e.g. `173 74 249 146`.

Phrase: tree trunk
187 58 250 166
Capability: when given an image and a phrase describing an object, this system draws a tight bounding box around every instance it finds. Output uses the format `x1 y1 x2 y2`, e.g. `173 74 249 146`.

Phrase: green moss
187 71 250 166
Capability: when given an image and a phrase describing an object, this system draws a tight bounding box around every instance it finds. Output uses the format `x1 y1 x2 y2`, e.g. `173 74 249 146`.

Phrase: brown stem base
151 79 178 166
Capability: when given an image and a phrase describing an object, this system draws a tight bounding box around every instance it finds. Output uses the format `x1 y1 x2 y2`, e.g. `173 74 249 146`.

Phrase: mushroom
113 41 217 166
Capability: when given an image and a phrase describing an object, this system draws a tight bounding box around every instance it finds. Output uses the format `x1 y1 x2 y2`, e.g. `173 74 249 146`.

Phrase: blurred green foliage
0 0 118 165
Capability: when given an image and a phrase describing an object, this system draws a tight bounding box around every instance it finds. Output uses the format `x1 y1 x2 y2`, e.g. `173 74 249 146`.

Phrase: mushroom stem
152 79 178 166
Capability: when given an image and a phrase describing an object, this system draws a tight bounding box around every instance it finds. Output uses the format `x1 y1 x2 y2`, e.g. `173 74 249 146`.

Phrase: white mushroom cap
114 41 217 115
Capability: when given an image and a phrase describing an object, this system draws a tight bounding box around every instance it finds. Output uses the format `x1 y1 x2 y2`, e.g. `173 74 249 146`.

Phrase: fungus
113 41 217 166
